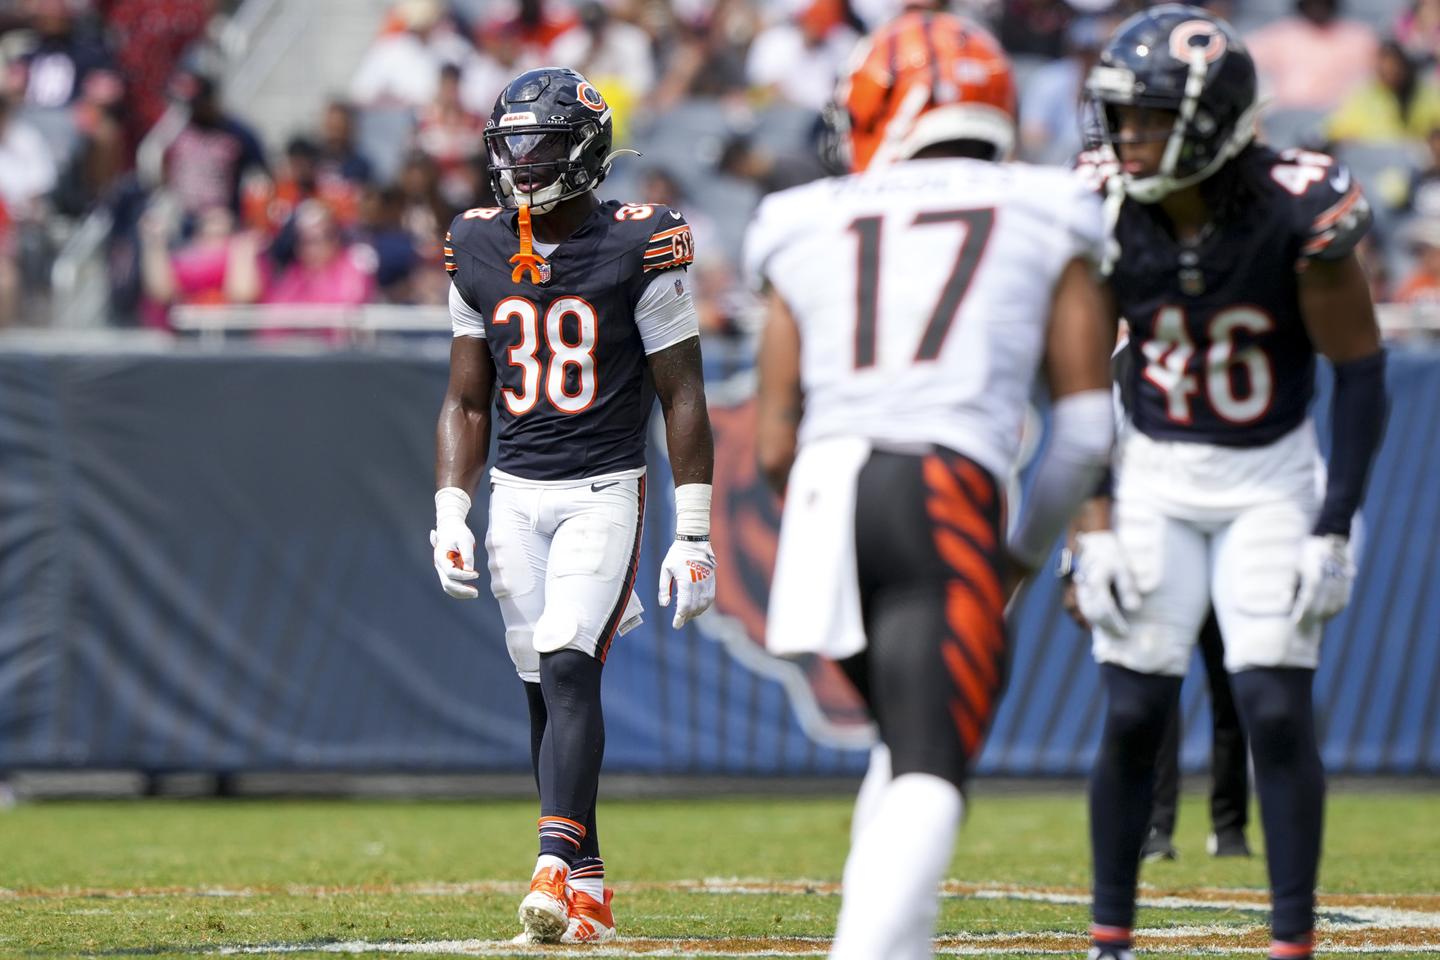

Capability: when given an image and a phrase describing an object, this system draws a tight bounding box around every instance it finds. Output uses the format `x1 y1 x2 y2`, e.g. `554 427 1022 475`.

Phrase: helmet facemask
486 118 609 214
1087 50 1259 203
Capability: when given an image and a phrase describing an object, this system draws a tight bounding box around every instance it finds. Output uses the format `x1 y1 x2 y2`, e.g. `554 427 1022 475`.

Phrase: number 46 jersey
1085 144 1372 447
446 200 697 482
744 159 1105 482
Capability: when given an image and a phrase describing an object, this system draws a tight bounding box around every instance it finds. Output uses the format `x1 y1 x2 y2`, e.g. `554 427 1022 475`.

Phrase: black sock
580 785 600 860
536 650 606 864
1090 665 1183 934
1230 668 1324 947
523 681 547 797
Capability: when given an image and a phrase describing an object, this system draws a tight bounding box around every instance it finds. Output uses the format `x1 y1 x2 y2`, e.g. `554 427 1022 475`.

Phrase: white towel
766 436 872 660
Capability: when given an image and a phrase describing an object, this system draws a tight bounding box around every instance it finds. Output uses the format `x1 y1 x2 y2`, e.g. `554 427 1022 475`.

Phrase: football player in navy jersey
1071 7 1387 960
430 67 717 945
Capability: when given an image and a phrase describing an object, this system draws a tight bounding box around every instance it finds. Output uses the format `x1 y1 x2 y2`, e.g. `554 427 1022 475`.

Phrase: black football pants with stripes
838 446 1010 789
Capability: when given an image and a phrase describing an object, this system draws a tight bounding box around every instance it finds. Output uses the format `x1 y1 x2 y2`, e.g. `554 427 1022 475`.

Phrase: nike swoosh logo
1330 167 1350 193
669 210 683 220
591 481 620 492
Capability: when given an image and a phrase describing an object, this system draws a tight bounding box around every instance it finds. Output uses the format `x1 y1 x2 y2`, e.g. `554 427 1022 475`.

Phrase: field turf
0 790 1435 958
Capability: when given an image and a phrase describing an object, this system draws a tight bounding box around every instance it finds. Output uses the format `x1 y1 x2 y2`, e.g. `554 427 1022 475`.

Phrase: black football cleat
1140 827 1177 863
1208 827 1252 858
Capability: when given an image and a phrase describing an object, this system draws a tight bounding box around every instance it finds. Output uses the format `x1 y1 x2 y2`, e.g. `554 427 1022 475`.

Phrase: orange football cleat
517 865 571 943
561 888 616 943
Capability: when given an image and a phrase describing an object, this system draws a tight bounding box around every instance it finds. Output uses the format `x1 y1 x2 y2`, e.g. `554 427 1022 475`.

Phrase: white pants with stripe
485 470 647 682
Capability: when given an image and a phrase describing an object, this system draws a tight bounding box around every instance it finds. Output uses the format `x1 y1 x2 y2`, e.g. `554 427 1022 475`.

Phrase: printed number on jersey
849 209 995 369
1142 306 1274 424
492 296 598 415
1270 149 1332 196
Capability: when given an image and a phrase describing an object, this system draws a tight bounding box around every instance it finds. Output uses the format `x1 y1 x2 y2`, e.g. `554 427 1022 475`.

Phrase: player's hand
1073 530 1140 637
1292 533 1353 629
658 538 716 629
431 487 480 600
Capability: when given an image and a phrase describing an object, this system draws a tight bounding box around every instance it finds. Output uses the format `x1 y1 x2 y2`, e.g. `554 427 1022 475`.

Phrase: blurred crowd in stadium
0 0 1435 340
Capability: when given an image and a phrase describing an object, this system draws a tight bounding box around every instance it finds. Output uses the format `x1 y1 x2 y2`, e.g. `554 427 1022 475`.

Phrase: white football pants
485 471 646 681
1092 422 1324 676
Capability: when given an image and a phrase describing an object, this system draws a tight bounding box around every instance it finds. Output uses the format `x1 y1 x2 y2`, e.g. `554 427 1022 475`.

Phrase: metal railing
169 303 452 344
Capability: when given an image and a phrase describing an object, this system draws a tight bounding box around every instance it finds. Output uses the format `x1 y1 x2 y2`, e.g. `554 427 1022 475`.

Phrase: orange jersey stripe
1312 186 1362 231
647 225 690 243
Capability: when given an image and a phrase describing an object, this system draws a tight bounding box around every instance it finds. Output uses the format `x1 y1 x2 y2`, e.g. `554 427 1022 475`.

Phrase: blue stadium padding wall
0 344 1436 776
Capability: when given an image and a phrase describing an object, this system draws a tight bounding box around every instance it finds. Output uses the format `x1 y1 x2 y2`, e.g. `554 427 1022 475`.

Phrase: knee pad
506 629 540 683
534 603 581 654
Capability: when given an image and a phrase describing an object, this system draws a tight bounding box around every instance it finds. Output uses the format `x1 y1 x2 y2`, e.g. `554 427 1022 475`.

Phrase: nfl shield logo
538 261 553 285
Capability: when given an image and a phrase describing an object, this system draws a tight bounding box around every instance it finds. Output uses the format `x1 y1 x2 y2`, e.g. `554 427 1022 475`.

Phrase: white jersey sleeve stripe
449 282 486 339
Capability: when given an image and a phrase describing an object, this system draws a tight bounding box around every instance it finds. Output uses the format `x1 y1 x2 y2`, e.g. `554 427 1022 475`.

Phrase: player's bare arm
1005 255 1115 600
755 288 802 496
1298 252 1382 363
1295 248 1388 627
649 334 719 628
430 334 496 599
648 335 714 487
436 334 496 493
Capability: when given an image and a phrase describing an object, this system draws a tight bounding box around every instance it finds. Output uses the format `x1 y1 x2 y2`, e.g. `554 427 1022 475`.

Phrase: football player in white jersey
748 12 1116 959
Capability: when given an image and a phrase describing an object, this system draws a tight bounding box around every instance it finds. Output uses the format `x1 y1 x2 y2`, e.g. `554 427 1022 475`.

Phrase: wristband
435 486 471 525
674 483 712 538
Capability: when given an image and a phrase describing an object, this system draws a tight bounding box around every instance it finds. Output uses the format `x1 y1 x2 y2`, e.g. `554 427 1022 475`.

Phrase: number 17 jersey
743 158 1105 482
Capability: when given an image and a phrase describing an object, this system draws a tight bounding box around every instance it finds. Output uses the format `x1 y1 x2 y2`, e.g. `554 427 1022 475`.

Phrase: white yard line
215 937 1440 957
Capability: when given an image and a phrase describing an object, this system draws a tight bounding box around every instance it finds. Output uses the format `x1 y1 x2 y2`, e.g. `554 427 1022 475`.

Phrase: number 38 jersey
446 200 696 481
744 158 1105 482
1084 144 1372 447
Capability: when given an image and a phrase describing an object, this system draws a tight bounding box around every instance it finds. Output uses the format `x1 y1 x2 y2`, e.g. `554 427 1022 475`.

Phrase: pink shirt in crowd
1246 17 1379 111
265 249 375 306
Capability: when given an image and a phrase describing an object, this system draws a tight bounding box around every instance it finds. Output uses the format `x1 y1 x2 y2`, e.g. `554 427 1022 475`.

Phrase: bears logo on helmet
829 11 1017 173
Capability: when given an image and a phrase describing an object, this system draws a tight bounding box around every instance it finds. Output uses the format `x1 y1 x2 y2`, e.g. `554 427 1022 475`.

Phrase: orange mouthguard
510 203 548 284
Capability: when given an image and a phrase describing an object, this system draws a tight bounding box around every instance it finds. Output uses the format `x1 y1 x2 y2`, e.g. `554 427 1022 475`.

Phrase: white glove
431 487 480 600
1292 533 1354 629
1074 530 1141 638
658 538 716 629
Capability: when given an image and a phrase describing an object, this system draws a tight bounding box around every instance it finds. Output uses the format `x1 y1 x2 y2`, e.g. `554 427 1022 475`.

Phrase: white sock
569 858 605 902
851 743 893 847
829 773 963 960
533 854 568 878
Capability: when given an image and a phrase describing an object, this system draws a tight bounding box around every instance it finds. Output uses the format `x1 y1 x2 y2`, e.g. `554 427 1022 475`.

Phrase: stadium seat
1260 108 1328 151
751 104 822 154
355 106 419 185
20 105 81 169
1333 140 1427 241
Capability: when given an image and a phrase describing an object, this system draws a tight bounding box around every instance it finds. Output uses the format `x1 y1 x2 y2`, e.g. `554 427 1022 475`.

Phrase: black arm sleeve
1315 350 1388 537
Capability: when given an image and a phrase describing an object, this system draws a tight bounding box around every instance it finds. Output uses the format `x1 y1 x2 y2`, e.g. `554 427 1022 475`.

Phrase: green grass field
0 790 1435 958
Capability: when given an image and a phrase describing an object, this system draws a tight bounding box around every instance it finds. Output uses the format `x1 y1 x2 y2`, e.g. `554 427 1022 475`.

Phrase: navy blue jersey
1084 145 1371 447
446 200 694 481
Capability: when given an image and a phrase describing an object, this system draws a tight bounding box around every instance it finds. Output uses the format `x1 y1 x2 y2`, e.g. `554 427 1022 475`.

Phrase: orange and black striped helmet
831 11 1017 173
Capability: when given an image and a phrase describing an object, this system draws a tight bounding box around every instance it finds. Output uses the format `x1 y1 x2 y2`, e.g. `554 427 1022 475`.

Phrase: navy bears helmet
1085 4 1258 203
485 67 615 213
